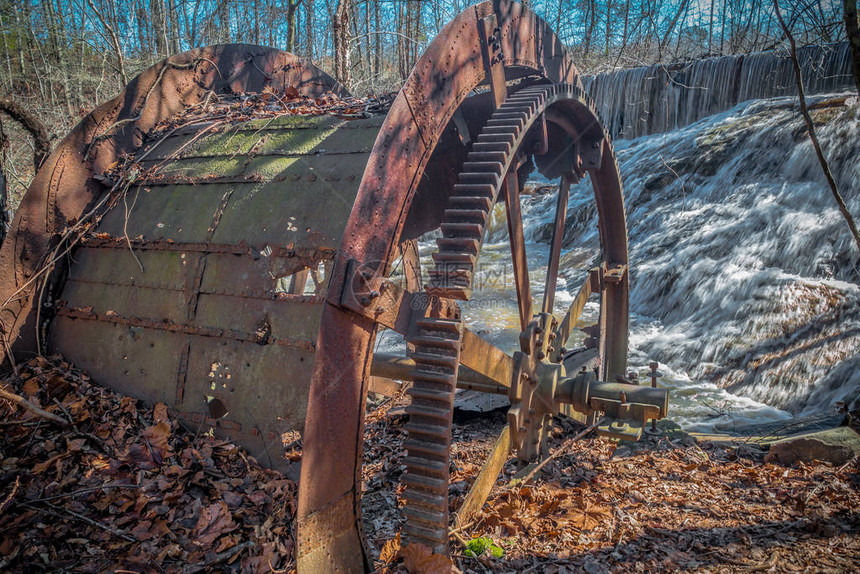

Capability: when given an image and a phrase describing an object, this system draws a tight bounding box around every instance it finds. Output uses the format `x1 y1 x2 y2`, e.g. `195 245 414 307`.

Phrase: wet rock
764 426 860 466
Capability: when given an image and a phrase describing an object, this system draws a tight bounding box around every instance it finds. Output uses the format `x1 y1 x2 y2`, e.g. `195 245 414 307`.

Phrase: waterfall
583 43 854 141
506 92 860 426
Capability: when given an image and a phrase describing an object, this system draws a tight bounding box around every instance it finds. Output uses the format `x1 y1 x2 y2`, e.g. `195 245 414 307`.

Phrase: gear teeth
403 454 448 476
402 313 464 551
443 208 487 224
453 183 496 198
477 132 516 145
411 351 459 368
467 151 507 163
449 196 492 211
471 141 511 153
458 172 500 186
461 161 503 175
440 221 484 237
402 83 611 553
402 472 447 493
435 236 480 255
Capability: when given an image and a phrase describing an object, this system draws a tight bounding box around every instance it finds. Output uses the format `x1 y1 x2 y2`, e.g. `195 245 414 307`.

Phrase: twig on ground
21 502 138 543
515 422 599 486
0 476 19 513
205 540 255 567
0 384 69 426
28 483 140 504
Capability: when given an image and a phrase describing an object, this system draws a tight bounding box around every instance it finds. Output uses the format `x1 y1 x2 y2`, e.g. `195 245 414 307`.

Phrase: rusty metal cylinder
557 372 669 420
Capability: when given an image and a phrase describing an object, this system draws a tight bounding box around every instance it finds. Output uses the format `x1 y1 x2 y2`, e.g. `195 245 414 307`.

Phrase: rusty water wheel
398 82 630 552
0 3 639 573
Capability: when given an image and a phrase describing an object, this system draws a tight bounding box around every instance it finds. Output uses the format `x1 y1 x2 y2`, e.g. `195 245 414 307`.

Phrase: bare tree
773 0 860 253
333 0 351 86
85 0 128 84
286 0 301 53
847 0 860 95
0 116 7 247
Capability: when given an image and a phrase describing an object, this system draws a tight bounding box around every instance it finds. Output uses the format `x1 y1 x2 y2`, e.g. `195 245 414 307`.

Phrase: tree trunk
605 0 612 55
659 0 690 58
708 0 715 53
306 0 315 59
169 0 180 53
0 118 6 248
287 0 298 53
333 0 350 86
846 0 860 96
373 0 380 78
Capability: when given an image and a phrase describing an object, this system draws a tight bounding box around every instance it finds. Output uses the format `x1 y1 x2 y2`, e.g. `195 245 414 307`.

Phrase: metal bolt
537 351 545 360
536 339 544 347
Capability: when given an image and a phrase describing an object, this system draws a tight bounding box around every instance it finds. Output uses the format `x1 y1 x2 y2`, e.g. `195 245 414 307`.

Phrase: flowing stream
381 90 860 433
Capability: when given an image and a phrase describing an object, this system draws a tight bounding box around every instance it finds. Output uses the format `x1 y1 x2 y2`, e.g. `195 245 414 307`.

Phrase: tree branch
0 98 50 171
773 0 860 254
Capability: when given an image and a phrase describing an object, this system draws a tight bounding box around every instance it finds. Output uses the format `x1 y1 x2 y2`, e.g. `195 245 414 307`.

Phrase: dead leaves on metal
150 88 397 135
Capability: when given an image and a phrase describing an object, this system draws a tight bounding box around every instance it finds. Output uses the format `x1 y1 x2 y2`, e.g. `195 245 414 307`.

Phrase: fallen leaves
2 356 859 572
0 356 296 571
397 543 460 574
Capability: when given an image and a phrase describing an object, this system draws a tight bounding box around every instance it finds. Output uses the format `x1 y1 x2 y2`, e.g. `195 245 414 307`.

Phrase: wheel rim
403 83 629 552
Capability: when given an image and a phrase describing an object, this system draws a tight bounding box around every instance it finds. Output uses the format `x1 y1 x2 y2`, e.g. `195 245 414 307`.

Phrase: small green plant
464 536 504 558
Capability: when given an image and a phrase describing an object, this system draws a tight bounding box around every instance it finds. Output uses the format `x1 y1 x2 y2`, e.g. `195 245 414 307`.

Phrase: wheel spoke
455 426 511 527
541 175 571 315
459 328 514 389
399 239 422 292
503 170 533 331
369 347 510 392
552 267 598 360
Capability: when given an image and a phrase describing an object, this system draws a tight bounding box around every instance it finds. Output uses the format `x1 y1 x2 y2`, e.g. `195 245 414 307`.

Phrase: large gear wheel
403 83 632 551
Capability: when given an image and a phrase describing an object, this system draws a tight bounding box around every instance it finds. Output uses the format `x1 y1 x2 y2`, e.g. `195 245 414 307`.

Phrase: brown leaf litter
2 357 858 572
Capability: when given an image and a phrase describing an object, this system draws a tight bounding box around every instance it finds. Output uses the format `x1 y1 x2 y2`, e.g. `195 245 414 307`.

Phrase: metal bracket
597 418 644 441
339 259 416 336
478 13 507 110
579 136 604 169
338 259 460 340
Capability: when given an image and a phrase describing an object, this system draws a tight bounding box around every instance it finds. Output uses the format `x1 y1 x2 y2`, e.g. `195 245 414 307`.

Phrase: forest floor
0 357 858 573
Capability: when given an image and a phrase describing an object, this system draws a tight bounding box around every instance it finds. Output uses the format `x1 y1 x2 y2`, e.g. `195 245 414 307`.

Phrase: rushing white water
527 91 860 427
380 92 860 430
